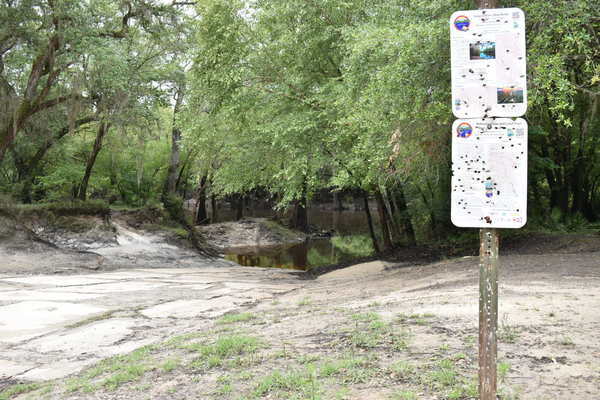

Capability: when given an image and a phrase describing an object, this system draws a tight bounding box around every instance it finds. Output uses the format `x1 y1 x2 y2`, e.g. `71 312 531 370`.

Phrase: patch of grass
499 315 520 343
188 335 262 370
498 361 511 383
349 330 379 349
167 385 179 394
163 331 207 348
397 312 435 325
559 335 574 346
161 358 181 372
0 383 42 400
134 383 152 391
389 360 416 381
421 359 477 399
102 363 150 390
319 356 375 384
390 390 417 400
463 335 476 346
297 297 312 307
67 345 157 392
297 354 321 364
350 312 380 322
217 312 257 325
425 359 459 389
65 378 96 393
253 366 321 399
333 386 351 399
344 314 411 351
215 381 233 396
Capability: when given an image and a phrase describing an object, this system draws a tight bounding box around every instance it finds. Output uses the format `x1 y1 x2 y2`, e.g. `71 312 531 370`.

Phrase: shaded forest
0 0 598 252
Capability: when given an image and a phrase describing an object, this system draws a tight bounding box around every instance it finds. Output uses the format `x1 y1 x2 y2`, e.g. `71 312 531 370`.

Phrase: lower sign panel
451 118 527 228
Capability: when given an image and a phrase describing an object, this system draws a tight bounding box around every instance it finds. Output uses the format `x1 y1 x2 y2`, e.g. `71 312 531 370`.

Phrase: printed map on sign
451 118 527 228
450 8 526 118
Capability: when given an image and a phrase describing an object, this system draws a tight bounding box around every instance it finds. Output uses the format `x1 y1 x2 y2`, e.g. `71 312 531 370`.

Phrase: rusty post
479 228 499 399
476 0 499 396
470 1 499 398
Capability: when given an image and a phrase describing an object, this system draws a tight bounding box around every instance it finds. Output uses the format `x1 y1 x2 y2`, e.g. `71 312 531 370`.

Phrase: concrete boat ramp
0 263 301 382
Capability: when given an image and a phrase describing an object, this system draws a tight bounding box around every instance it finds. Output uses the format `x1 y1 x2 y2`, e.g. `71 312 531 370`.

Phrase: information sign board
450 8 526 118
451 118 527 228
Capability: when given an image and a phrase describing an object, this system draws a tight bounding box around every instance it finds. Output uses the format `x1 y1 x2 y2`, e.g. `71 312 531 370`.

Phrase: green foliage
0 0 598 241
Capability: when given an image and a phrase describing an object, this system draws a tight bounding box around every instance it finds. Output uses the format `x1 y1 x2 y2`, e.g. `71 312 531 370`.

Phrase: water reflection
225 236 372 271
216 206 376 270
215 208 372 235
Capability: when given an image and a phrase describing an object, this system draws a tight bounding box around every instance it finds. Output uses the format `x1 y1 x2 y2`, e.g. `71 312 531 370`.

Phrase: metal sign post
479 228 498 399
449 0 527 399
475 6 498 399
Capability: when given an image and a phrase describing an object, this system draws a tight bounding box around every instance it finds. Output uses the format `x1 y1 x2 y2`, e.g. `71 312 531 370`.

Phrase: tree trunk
363 191 380 254
381 187 402 244
163 85 185 197
572 94 598 216
293 199 308 232
292 179 309 232
332 191 344 211
211 194 218 223
392 184 416 245
0 34 64 162
78 122 109 201
234 194 244 221
374 189 393 251
195 175 209 225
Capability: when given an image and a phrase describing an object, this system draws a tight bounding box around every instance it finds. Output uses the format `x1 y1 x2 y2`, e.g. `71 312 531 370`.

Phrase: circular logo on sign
454 15 470 31
456 122 473 138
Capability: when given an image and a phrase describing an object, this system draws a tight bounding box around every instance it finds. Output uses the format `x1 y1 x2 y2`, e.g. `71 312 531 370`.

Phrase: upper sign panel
450 8 527 118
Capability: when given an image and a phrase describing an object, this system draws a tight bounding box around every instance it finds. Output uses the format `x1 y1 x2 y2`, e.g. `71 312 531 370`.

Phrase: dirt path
1 242 598 399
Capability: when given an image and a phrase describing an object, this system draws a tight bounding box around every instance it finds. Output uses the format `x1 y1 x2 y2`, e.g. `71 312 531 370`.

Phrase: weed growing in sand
0 383 42 400
499 315 520 343
559 335 574 346
344 313 411 351
319 355 376 384
217 312 257 325
333 386 351 399
215 375 234 396
64 345 157 393
397 313 435 325
102 363 151 390
297 354 321 364
390 390 417 400
298 297 313 306
389 360 416 381
498 361 511 383
421 359 477 399
351 312 381 322
160 358 181 372
187 334 262 370
253 365 321 399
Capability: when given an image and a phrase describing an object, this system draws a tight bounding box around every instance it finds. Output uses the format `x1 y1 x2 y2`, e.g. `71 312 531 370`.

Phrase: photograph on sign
451 118 528 229
450 8 527 119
